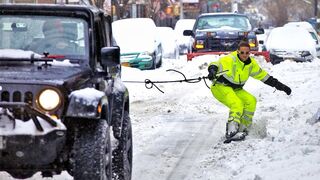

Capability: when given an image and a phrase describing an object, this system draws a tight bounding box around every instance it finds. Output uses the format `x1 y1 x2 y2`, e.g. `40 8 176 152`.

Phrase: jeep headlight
38 89 61 111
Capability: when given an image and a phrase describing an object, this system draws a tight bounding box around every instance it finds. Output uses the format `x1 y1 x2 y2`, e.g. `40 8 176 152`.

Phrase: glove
275 82 292 95
264 76 291 95
207 65 218 80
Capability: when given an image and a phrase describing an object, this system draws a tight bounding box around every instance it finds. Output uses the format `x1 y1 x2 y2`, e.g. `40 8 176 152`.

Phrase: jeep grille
0 90 34 121
1 91 33 104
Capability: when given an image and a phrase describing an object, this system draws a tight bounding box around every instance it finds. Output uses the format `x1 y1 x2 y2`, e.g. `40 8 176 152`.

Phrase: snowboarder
207 41 291 143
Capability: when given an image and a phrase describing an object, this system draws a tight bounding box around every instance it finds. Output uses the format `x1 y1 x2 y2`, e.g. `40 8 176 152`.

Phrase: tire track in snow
132 113 223 180
165 115 221 180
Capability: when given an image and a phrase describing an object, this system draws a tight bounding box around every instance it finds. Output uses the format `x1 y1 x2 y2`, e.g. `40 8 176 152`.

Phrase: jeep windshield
196 14 252 31
0 15 88 62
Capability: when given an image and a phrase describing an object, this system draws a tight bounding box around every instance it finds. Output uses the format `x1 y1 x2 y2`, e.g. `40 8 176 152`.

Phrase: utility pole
180 0 184 19
315 0 318 17
131 0 137 18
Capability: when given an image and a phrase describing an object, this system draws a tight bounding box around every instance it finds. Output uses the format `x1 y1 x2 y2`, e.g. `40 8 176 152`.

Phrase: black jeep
0 1 132 180
183 12 264 52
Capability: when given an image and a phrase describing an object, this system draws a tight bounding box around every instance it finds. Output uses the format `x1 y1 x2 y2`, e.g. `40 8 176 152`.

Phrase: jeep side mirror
254 28 264 35
101 46 120 68
183 30 194 37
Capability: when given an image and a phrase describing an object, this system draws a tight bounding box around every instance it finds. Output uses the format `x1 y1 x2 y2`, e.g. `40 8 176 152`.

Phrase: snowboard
223 132 246 144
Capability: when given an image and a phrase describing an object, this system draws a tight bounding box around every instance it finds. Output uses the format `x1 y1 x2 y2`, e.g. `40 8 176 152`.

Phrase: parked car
174 19 196 54
257 28 271 51
264 26 316 64
112 18 162 70
0 2 132 180
156 26 179 60
283 21 320 57
183 12 264 53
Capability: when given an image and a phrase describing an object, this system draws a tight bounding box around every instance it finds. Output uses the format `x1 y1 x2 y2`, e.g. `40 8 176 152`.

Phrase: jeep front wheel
72 120 112 180
112 111 133 180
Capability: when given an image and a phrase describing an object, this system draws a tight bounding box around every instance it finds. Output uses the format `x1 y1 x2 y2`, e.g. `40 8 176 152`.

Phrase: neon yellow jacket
209 51 269 88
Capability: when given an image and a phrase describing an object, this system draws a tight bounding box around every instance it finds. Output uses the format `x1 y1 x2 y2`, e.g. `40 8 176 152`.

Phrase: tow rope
123 69 228 93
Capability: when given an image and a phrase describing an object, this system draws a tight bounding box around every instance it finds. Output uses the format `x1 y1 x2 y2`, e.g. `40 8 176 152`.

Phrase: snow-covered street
127 55 320 180
1 55 320 180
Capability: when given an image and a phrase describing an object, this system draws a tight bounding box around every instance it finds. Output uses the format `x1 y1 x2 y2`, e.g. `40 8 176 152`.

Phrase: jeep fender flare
111 89 130 139
66 88 110 122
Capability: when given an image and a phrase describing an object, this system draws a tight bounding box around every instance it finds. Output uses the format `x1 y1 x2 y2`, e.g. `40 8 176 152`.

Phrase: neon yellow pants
210 83 256 127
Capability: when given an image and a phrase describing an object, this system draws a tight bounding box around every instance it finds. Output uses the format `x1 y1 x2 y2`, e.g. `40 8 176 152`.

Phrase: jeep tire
72 120 112 180
112 111 133 180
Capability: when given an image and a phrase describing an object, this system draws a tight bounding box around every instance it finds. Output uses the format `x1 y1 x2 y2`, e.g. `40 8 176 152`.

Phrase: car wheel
152 59 157 69
271 58 283 65
270 54 283 65
7 171 35 179
156 55 162 68
112 111 133 180
150 54 157 69
156 47 162 68
71 120 112 180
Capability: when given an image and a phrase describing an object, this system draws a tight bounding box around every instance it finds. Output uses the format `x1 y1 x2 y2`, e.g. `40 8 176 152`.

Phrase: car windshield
0 15 88 61
196 15 252 31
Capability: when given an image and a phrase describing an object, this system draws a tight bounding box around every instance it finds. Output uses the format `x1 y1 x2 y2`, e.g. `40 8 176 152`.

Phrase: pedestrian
207 41 291 142
103 0 112 16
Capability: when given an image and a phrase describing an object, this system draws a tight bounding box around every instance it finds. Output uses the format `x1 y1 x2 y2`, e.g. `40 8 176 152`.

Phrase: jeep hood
0 65 91 85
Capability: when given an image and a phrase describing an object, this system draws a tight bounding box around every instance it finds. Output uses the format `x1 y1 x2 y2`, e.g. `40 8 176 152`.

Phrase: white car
156 26 179 60
257 28 271 51
265 26 316 64
174 19 195 54
112 18 162 70
284 21 320 57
